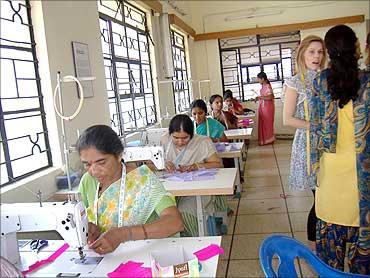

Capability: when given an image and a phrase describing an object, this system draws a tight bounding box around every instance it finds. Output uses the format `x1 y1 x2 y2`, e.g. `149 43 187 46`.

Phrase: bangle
142 224 148 240
127 227 133 241
195 163 200 170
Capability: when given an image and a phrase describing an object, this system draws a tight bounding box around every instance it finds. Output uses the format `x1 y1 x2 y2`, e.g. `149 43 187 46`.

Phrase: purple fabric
229 143 239 151
215 143 226 152
164 169 218 182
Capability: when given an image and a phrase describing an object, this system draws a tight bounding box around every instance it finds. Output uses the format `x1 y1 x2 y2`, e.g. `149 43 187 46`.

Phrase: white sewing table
216 142 244 195
224 127 253 141
18 236 221 277
160 168 236 236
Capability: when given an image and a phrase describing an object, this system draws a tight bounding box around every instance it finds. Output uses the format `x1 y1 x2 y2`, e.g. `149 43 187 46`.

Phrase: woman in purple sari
256 72 275 145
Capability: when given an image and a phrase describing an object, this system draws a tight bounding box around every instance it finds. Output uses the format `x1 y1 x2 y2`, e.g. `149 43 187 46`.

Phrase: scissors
30 239 48 253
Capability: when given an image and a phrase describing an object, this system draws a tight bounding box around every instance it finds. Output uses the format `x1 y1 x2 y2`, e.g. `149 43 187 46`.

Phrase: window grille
0 0 52 187
219 32 300 101
98 0 156 135
171 29 191 113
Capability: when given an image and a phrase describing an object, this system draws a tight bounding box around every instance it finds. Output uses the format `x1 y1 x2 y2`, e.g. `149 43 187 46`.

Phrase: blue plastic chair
259 235 368 278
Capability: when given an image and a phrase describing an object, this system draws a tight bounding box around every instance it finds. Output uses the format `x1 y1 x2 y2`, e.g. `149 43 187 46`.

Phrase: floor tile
245 167 280 177
242 186 283 200
220 235 232 260
228 216 236 235
293 231 310 248
216 259 228 277
227 259 264 277
238 198 287 215
287 197 314 213
235 214 290 234
244 175 281 187
299 259 318 278
228 199 239 213
283 187 313 197
230 233 291 260
277 166 290 175
290 212 309 232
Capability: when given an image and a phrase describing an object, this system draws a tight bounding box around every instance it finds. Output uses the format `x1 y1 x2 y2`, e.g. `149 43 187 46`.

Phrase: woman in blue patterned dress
283 35 326 250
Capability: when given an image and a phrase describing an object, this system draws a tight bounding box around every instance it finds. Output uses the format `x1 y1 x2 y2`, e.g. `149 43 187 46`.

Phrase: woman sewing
77 125 183 255
209 94 238 130
191 99 228 143
161 114 230 236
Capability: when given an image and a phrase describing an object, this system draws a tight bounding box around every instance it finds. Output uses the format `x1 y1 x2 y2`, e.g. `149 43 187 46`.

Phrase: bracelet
142 224 148 240
195 163 200 170
127 227 133 241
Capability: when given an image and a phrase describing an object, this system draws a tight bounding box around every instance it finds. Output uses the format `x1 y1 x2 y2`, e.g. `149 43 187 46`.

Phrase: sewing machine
123 145 165 170
0 199 88 265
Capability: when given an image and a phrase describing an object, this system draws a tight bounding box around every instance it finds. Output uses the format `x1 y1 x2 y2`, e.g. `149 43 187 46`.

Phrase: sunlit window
219 32 300 100
98 0 156 135
171 29 191 113
0 0 52 187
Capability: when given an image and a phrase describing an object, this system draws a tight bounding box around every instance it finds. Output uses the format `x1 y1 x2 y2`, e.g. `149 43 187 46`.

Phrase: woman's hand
87 222 101 245
165 161 176 173
89 227 125 255
179 163 198 172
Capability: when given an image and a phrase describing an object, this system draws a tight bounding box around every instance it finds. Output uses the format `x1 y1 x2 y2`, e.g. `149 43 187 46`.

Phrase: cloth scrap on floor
164 168 218 182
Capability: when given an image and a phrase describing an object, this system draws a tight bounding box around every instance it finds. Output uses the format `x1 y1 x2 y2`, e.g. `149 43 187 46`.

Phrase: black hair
190 99 207 113
209 94 223 105
223 89 233 100
257 71 270 84
76 125 123 156
168 114 194 138
324 25 360 108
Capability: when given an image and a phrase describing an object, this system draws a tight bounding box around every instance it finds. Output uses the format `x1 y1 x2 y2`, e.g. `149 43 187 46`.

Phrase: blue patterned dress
284 70 317 191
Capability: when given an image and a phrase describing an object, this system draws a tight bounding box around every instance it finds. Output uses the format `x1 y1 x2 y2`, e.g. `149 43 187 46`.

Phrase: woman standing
283 35 326 250
256 72 275 145
191 99 228 142
310 25 369 274
209 94 238 129
77 125 183 254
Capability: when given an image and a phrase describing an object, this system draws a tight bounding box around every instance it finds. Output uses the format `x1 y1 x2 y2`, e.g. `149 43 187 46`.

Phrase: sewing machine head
0 200 88 265
123 145 165 170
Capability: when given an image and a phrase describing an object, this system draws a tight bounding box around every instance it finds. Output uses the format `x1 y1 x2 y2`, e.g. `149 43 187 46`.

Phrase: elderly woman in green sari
191 99 228 143
77 125 183 255
161 115 230 237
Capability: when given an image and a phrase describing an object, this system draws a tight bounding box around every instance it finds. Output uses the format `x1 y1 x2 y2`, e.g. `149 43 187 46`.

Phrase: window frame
219 32 300 101
0 0 52 187
170 29 191 113
98 0 157 136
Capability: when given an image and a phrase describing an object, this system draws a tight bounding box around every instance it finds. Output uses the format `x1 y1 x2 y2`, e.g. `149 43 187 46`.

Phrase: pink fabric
194 244 224 261
108 261 152 278
258 84 275 145
21 243 69 275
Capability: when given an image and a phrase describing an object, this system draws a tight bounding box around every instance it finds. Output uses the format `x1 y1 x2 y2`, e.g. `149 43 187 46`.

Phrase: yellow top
316 100 359 227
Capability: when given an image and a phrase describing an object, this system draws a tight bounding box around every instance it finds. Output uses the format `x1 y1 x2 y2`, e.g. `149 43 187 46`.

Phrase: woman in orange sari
256 71 275 145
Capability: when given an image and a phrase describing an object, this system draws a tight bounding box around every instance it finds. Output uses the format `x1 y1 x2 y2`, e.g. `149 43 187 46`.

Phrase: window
98 0 156 136
0 0 52 187
171 29 191 113
219 32 300 100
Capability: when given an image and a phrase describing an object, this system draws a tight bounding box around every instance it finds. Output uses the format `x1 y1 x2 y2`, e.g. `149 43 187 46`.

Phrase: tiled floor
217 139 317 277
